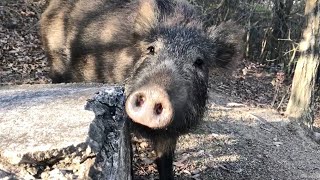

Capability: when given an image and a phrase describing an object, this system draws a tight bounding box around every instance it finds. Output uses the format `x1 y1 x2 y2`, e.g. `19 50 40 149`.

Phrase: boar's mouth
125 85 174 129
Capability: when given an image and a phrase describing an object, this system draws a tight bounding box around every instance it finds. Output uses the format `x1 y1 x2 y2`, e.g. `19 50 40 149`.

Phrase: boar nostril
135 94 145 107
154 103 163 115
125 85 173 129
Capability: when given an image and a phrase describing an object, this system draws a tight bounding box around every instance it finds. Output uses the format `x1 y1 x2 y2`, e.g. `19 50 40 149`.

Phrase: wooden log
0 84 132 179
85 86 132 180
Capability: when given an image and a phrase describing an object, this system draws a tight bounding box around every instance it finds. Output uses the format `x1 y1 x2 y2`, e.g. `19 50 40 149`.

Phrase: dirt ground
1 0 320 180
176 92 320 180
132 78 320 180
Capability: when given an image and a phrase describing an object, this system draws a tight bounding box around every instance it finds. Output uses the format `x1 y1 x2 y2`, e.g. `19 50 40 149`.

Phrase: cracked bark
86 86 132 180
286 0 320 132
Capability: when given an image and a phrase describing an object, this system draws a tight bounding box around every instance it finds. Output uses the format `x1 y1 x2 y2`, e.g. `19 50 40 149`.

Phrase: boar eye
147 46 155 55
193 58 204 69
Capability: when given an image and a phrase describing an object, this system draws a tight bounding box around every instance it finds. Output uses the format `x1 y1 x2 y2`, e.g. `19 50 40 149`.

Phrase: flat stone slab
0 83 107 165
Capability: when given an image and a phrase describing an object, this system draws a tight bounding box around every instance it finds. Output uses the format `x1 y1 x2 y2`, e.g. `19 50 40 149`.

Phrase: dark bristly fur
40 0 244 179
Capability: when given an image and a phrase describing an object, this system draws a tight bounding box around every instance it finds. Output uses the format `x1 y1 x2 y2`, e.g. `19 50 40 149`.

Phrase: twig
276 87 290 111
260 126 272 132
24 22 39 34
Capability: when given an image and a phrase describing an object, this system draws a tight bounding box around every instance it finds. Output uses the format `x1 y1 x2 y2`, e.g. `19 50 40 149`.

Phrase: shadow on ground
135 91 320 180
172 91 320 180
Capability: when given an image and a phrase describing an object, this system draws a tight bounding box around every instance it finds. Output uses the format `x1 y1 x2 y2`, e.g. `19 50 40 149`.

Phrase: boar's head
125 0 244 134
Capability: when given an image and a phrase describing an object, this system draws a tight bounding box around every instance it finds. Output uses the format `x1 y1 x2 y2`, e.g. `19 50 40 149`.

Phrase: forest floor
1 0 320 179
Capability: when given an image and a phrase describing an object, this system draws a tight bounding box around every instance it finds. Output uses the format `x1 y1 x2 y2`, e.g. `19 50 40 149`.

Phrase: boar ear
134 0 158 37
207 21 244 68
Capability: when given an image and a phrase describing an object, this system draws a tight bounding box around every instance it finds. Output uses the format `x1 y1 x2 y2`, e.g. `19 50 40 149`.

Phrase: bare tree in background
267 0 293 63
286 0 319 133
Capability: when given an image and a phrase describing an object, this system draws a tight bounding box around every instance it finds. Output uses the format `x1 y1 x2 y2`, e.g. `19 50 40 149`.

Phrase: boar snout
125 85 173 129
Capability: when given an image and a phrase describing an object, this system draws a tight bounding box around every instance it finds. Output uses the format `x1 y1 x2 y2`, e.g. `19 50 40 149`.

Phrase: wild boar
40 0 243 179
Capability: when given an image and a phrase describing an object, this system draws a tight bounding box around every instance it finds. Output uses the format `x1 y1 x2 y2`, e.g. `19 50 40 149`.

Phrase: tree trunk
286 0 320 130
85 86 132 180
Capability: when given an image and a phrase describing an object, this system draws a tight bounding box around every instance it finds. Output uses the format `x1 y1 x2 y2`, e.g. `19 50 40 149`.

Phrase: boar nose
125 86 173 129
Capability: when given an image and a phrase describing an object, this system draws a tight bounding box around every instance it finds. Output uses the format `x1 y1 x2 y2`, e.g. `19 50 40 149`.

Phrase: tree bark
286 0 320 130
85 86 132 180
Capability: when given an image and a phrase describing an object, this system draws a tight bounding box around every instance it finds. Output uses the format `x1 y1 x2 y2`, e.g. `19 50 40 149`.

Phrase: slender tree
268 0 293 63
286 0 319 132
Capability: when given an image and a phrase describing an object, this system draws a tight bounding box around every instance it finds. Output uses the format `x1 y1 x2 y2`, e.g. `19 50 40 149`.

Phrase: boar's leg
153 136 178 180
